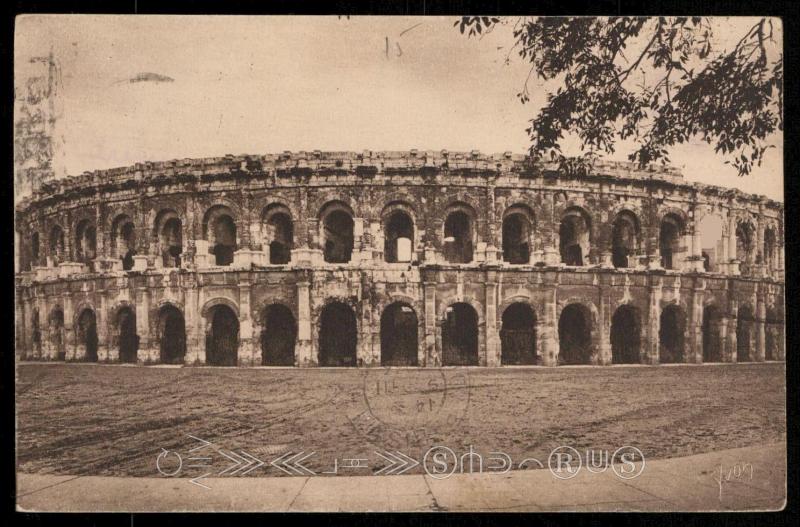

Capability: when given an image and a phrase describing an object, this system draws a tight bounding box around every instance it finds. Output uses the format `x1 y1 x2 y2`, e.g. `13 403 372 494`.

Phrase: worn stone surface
14 151 785 366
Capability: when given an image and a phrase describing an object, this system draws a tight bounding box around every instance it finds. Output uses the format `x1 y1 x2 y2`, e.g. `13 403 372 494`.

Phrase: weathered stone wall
14 151 785 366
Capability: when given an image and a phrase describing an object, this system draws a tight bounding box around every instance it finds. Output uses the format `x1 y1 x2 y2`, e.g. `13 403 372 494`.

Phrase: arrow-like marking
290 451 316 475
237 450 265 476
390 451 419 475
187 435 214 453
189 472 211 490
219 449 247 475
270 451 297 476
375 451 419 476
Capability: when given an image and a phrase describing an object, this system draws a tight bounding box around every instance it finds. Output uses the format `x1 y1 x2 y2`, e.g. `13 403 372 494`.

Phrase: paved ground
15 362 786 478
17 442 786 512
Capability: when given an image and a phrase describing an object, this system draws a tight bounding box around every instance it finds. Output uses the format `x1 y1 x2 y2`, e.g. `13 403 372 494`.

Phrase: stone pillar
688 290 704 363
62 292 76 360
422 271 438 367
539 286 558 366
135 287 151 362
295 279 313 366
755 296 766 362
724 314 737 362
484 270 500 367
185 284 201 364
238 280 254 366
596 291 611 365
98 291 111 362
646 278 662 364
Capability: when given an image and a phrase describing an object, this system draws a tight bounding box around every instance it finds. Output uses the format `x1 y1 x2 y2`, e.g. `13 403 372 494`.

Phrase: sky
15 15 783 203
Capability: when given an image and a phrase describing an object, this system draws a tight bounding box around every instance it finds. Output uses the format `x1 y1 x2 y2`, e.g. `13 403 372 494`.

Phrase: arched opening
735 221 755 266
49 225 65 266
610 305 640 364
384 210 414 263
660 214 684 270
702 305 722 362
322 205 355 264
560 207 591 266
205 211 237 266
206 304 239 366
611 211 639 268
116 307 138 363
75 220 97 263
659 305 685 363
112 215 137 271
319 302 357 366
442 303 479 365
156 210 183 268
736 305 754 362
380 302 419 366
158 305 186 364
31 309 41 355
558 303 592 365
698 212 724 272
500 303 537 365
77 309 98 362
262 205 293 265
763 227 777 271
31 232 40 269
49 308 65 360
444 207 474 264
261 304 296 366
765 308 782 361
502 208 532 264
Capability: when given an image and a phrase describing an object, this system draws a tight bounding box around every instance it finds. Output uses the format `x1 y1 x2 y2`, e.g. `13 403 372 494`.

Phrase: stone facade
14 151 785 367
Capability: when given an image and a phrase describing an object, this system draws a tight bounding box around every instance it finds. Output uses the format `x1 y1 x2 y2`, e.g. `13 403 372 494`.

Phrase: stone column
98 290 111 362
238 279 255 366
484 269 500 367
135 287 151 362
295 279 314 366
539 284 558 366
185 283 202 364
62 292 76 360
755 296 766 362
646 277 662 364
688 289 704 363
422 270 438 367
596 291 612 365
724 314 737 362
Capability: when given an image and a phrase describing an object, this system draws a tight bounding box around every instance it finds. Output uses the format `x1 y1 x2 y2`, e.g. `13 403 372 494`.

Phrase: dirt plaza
16 361 785 478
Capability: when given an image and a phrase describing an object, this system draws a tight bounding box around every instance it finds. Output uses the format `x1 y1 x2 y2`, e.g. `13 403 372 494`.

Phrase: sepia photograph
13 12 786 513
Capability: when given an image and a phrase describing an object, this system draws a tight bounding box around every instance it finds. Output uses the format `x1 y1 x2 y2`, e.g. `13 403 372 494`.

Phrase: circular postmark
348 367 471 449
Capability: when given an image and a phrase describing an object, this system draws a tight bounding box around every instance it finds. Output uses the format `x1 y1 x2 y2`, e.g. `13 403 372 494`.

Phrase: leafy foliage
457 17 783 176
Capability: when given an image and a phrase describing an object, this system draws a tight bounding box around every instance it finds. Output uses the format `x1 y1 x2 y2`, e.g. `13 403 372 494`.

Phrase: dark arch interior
31 232 40 269
119 222 136 270
161 217 183 268
503 214 531 264
659 305 685 364
702 306 722 362
763 228 777 269
31 310 41 354
500 302 537 365
206 305 239 366
50 309 65 360
267 213 293 265
736 306 754 362
384 211 414 263
323 210 355 264
211 215 237 266
558 304 592 364
319 302 357 366
50 227 65 265
611 305 640 364
117 307 139 363
765 310 781 361
261 304 296 366
77 309 98 362
380 302 419 366
612 214 638 268
159 306 186 364
660 218 682 269
560 213 588 266
444 211 473 264
442 302 479 366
